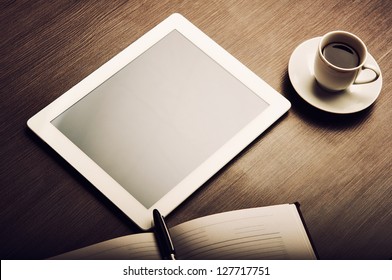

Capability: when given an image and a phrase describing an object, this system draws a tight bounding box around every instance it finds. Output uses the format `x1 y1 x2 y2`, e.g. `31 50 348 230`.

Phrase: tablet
27 13 290 230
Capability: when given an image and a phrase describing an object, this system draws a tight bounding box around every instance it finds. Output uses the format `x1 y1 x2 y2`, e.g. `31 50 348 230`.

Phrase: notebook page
170 204 316 260
50 232 160 260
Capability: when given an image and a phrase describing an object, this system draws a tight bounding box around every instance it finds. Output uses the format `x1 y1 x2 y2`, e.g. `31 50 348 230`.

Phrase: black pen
153 209 176 260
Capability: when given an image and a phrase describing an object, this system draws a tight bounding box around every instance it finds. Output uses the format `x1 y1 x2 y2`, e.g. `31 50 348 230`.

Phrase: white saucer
288 37 382 114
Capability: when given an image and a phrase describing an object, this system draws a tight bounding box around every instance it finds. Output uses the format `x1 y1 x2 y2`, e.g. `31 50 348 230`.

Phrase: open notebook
52 204 316 260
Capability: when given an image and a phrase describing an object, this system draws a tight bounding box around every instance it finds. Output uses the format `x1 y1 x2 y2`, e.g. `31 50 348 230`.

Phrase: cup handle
354 64 380 85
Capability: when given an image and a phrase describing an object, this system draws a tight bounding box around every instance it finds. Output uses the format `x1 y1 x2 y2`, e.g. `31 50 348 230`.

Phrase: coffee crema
322 42 360 69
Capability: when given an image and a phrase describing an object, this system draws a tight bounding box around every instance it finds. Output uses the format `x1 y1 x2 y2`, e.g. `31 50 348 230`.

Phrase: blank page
50 204 315 260
170 204 316 260
51 233 160 260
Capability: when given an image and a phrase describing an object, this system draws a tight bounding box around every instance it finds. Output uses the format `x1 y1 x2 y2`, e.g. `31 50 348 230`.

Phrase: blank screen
52 30 268 208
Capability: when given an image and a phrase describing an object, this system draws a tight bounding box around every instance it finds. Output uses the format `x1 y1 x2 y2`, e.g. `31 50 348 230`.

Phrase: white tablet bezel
27 13 290 230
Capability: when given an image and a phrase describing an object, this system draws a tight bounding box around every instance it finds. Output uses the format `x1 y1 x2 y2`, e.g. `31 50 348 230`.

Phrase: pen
153 209 176 260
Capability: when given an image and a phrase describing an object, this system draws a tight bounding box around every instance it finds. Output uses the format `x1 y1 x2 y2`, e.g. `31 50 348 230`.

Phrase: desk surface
1 0 391 260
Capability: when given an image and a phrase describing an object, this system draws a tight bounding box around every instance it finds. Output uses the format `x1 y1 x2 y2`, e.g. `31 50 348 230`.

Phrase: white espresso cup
314 31 380 91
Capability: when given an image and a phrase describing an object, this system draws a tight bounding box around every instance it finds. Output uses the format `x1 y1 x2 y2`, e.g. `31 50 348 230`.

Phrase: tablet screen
51 30 269 208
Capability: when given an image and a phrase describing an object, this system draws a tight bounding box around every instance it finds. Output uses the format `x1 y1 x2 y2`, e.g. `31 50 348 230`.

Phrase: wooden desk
1 0 391 259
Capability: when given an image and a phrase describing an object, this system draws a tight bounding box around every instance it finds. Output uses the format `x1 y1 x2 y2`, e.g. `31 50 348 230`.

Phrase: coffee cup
314 31 380 91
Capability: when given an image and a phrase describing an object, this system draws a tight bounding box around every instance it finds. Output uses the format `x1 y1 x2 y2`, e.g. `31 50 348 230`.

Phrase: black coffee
322 43 360 68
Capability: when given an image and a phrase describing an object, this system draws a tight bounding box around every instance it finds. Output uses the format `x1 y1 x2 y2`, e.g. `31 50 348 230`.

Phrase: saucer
288 37 382 114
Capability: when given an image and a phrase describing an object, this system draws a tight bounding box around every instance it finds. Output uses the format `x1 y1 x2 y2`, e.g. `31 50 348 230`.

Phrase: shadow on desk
282 71 373 130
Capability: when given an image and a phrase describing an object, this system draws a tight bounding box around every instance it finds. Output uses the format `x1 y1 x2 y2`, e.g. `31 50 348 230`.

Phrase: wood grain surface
1 0 391 259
